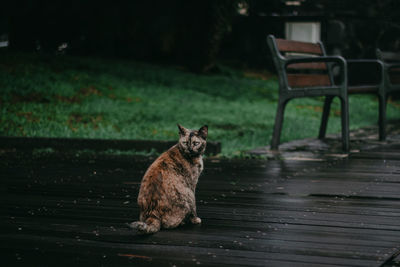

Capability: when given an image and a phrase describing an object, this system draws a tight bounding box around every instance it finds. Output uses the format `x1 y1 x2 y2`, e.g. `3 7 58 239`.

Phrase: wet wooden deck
1 143 400 266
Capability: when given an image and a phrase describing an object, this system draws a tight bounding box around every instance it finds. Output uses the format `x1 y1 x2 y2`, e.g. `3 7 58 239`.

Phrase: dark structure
2 1 400 72
221 0 400 69
3 0 239 72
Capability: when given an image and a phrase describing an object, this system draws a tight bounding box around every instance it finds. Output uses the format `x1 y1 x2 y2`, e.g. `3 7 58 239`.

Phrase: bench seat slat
389 68 400 84
348 85 379 94
288 74 331 87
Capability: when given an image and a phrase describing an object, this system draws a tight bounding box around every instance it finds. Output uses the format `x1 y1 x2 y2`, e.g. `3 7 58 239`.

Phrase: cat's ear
177 124 188 136
198 125 208 140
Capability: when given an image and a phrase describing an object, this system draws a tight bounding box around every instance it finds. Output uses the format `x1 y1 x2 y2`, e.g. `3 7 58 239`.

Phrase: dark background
1 0 400 72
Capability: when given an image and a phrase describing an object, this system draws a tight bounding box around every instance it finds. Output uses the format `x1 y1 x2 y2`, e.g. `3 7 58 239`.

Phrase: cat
129 124 208 234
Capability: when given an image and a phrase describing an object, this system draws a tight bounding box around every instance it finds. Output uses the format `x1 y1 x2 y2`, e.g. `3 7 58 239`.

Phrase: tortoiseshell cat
129 124 208 234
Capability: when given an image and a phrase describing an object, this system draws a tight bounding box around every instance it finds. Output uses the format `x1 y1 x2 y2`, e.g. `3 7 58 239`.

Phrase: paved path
1 135 400 266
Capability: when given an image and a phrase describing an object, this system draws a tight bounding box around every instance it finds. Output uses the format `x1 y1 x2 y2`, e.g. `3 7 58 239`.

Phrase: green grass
0 51 399 156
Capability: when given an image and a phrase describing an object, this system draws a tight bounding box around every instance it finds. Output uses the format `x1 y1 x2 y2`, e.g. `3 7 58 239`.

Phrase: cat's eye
182 141 188 145
193 141 200 146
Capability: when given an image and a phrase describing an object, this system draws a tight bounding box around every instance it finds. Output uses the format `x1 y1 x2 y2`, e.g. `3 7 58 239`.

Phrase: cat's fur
129 124 208 234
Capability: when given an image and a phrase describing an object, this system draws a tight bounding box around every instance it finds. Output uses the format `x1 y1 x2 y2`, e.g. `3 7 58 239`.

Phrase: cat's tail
128 217 161 234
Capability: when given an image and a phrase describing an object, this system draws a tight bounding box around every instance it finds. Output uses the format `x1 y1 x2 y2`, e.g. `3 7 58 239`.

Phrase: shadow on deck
1 126 400 266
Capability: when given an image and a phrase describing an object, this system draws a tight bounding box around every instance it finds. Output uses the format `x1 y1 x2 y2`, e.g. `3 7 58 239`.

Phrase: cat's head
177 124 208 157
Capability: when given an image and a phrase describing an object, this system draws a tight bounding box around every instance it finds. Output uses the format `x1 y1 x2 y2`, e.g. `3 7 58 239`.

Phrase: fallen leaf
117 253 152 261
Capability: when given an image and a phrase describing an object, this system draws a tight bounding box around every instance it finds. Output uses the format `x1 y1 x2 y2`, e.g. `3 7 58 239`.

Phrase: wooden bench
267 35 388 152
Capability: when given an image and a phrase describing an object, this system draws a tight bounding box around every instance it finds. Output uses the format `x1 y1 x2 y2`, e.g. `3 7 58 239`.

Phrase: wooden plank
0 225 389 265
287 74 331 87
0 234 379 267
2 217 394 257
348 85 379 94
4 194 400 229
276 39 323 55
0 136 222 156
287 62 327 70
389 70 400 84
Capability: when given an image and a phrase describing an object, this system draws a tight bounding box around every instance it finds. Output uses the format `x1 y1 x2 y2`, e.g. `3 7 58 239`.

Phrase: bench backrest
377 49 400 62
268 35 333 88
377 49 400 85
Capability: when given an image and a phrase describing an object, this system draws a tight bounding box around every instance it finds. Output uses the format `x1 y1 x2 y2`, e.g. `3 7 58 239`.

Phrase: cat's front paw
190 216 202 224
128 221 146 231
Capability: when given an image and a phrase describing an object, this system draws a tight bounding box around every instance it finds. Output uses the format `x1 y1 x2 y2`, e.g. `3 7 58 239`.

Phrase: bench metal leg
318 96 334 139
378 93 387 141
270 98 288 150
340 96 350 152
